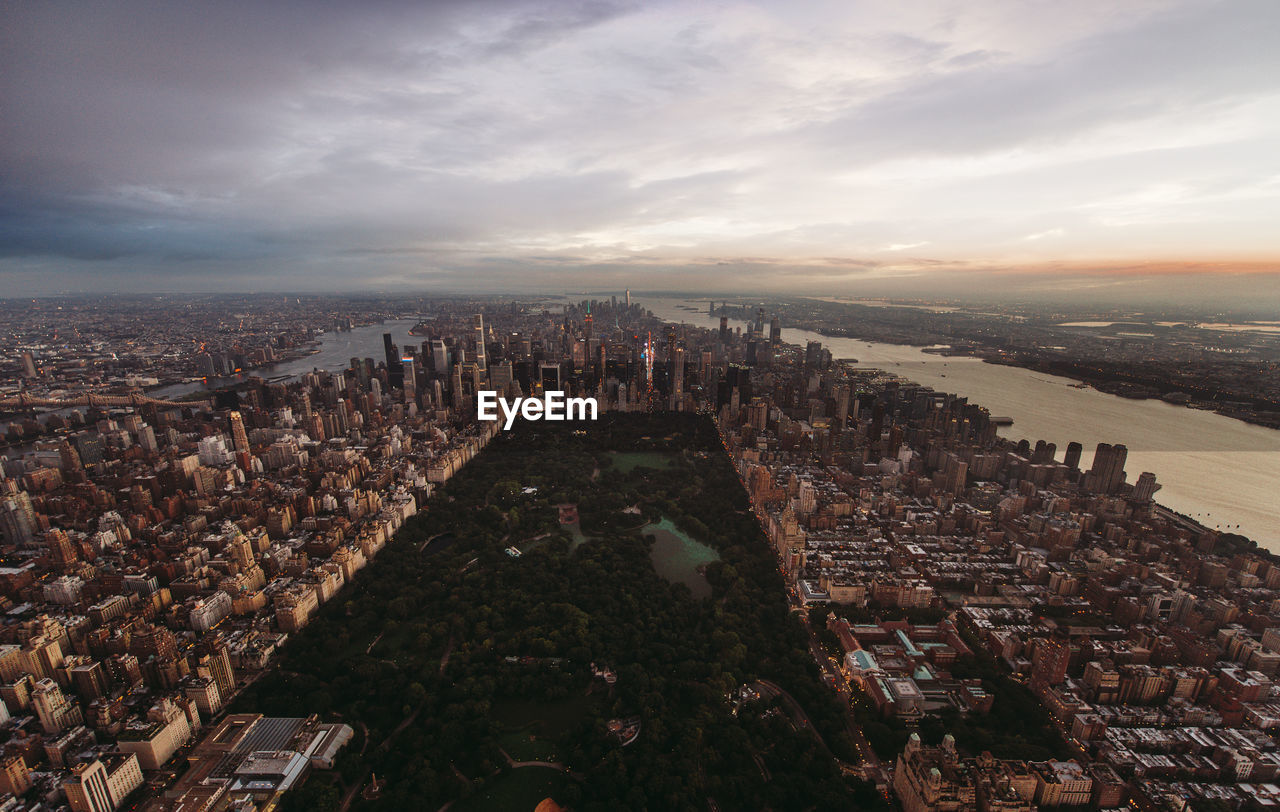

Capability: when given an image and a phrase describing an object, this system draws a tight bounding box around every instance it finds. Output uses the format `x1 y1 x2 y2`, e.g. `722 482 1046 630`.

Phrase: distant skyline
2 0 1278 301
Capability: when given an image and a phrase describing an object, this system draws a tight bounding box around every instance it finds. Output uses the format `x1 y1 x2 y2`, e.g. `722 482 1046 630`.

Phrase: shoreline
653 304 1273 551
799 322 1280 432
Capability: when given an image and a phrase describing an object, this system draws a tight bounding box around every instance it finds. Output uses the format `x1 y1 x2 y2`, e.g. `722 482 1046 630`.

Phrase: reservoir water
643 517 720 599
641 297 1280 551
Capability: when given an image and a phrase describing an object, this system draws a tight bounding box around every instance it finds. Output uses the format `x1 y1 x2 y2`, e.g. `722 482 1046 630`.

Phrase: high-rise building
59 440 82 472
490 361 513 393
228 411 250 454
402 358 416 397
835 386 851 430
805 341 823 369
45 528 79 572
32 678 83 734
183 676 223 718
0 755 30 797
1087 443 1128 494
473 314 487 374
115 699 193 770
63 759 113 812
1064 441 1083 471
539 362 561 392
20 351 38 379
196 634 236 699
138 425 158 453
63 755 143 812
70 662 109 702
382 333 403 389
430 339 449 375
75 434 105 466
1031 637 1071 689
894 734 972 812
1131 471 1161 502
0 493 37 546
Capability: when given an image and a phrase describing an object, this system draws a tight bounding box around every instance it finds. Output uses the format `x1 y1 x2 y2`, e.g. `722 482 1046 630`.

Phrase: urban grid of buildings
0 293 1276 811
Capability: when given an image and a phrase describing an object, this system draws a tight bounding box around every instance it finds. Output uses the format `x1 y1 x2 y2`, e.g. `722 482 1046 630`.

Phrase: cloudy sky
2 0 1279 299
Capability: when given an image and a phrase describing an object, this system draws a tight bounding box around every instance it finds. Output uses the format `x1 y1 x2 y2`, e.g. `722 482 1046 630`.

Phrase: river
149 319 425 400
641 297 1280 551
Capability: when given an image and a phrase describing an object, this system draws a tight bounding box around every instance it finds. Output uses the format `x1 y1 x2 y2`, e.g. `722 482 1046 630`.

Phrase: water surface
644 297 1280 549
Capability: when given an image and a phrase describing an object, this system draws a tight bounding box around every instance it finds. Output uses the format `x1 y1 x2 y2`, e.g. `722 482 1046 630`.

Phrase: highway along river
642 297 1280 551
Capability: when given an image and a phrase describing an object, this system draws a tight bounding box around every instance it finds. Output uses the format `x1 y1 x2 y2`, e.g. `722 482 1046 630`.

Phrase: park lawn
452 766 569 812
607 451 676 473
497 730 559 763
491 695 595 741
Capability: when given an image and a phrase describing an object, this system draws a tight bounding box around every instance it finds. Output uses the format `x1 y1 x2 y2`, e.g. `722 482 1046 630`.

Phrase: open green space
606 450 675 474
453 766 569 812
497 730 559 763
239 413 871 811
493 695 595 750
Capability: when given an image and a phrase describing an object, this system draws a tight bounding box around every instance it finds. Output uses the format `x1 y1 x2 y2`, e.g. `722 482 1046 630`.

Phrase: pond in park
643 516 720 599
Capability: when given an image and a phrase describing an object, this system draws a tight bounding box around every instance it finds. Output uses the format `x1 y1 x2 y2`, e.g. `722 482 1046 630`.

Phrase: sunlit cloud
0 0 1277 296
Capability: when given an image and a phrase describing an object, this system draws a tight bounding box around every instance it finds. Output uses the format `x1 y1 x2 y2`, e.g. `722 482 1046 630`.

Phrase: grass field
452 766 568 812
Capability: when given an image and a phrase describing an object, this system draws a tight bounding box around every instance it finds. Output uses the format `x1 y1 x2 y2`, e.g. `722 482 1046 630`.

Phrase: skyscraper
0 755 31 798
228 411 250 454
63 759 112 812
33 678 82 734
835 385 850 430
473 314 487 374
540 362 561 392
1087 443 1128 494
672 347 685 395
1064 441 1083 471
430 339 449 375
1132 471 1161 502
805 341 823 369
382 333 403 389
0 493 37 547
402 358 416 397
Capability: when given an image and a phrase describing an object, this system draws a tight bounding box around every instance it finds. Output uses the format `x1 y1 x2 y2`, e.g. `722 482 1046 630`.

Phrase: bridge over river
0 392 211 410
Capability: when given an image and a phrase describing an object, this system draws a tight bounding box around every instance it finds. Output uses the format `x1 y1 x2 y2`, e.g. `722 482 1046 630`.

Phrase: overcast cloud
2 0 1278 296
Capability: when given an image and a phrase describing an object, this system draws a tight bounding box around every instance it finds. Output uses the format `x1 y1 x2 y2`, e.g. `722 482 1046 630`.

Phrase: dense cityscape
5 1 1280 809
0 293 1273 809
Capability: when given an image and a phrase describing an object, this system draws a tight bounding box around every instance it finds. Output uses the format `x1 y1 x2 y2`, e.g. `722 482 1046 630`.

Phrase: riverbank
800 322 1280 431
644 296 1280 550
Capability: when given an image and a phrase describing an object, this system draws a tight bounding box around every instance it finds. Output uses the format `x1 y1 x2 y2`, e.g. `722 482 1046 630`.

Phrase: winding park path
498 747 572 772
418 531 448 553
